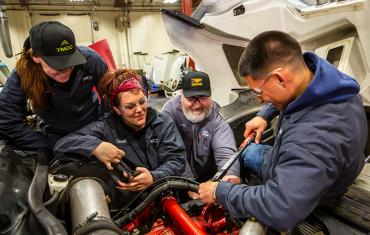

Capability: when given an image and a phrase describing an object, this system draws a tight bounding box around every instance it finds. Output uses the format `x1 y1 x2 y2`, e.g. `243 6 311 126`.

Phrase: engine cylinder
69 179 119 235
239 218 266 235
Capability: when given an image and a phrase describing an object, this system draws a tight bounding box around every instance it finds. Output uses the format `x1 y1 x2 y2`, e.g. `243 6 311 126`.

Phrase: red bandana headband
110 77 143 107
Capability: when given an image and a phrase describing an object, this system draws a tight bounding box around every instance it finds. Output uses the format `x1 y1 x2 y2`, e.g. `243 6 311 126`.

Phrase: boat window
314 37 354 72
326 46 344 68
222 44 246 86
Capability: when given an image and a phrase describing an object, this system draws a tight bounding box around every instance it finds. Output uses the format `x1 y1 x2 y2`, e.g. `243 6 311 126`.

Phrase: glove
241 143 272 175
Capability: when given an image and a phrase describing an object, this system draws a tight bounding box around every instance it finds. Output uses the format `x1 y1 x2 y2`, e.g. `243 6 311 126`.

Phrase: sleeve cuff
215 181 233 210
150 170 164 182
256 103 279 123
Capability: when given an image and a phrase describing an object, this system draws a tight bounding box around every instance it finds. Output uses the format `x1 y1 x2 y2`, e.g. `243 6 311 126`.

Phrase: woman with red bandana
53 69 185 192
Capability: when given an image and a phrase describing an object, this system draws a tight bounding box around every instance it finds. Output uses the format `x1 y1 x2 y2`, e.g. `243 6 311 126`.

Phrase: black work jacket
0 46 107 150
54 108 186 181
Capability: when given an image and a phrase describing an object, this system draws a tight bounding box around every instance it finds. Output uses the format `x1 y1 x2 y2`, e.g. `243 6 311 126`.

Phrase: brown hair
16 49 51 111
98 68 141 108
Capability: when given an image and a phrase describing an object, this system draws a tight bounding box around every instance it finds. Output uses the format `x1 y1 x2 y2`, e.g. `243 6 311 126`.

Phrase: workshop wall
0 10 178 72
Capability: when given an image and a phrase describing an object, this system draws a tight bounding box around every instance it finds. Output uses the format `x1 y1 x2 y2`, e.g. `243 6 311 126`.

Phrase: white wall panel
1 10 179 72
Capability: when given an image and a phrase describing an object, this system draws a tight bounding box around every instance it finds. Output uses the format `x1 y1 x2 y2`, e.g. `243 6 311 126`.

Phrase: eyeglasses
250 67 284 96
120 96 147 112
186 96 210 104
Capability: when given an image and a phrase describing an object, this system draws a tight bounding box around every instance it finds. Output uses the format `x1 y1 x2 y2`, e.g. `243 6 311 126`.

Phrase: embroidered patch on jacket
149 138 159 144
82 76 93 82
200 130 210 137
116 138 127 144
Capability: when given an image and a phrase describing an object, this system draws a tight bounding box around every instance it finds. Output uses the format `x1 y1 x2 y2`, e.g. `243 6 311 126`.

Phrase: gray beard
182 103 212 123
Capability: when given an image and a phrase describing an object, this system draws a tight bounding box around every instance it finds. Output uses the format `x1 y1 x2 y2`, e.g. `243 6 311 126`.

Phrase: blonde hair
16 49 51 111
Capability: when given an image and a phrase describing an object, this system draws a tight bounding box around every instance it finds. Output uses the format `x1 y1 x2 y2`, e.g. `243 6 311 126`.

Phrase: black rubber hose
74 220 122 235
151 176 199 186
44 191 59 207
112 177 199 219
115 180 199 226
113 176 199 220
27 150 68 235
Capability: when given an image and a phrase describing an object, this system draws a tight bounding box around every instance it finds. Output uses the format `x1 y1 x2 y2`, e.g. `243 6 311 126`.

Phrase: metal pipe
161 196 208 235
239 218 267 235
0 3 13 58
69 179 120 235
2 7 180 13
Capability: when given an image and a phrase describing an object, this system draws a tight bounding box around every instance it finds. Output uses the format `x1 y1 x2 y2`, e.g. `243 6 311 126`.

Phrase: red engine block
122 196 240 235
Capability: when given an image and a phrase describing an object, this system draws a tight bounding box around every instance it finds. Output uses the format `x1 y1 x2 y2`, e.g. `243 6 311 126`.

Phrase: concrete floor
148 93 170 112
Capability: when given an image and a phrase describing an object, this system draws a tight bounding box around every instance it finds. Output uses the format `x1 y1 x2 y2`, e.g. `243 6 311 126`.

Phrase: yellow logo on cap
56 40 73 53
60 40 70 46
191 78 203 87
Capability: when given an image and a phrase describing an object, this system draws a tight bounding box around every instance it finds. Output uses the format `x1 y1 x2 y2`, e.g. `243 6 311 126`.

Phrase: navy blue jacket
216 52 367 231
54 108 186 181
0 46 107 150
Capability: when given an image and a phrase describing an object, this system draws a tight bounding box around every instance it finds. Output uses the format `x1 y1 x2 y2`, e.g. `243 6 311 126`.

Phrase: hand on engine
91 141 125 170
198 181 219 205
222 175 241 184
244 116 267 144
116 167 153 191
188 191 200 199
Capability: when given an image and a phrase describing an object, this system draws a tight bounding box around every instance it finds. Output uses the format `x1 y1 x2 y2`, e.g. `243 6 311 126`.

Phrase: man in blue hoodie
198 30 367 231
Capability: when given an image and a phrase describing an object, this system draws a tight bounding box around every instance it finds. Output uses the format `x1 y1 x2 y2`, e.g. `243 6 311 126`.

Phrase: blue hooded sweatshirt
216 52 367 231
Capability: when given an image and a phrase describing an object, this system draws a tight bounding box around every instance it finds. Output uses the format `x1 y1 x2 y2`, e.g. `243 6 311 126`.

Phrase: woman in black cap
0 21 108 150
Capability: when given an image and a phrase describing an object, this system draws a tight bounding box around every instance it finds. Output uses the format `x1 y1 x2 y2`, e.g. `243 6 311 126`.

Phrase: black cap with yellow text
182 71 211 97
29 21 86 70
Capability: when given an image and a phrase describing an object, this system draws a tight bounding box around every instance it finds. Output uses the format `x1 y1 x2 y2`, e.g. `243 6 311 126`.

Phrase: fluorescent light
163 0 178 3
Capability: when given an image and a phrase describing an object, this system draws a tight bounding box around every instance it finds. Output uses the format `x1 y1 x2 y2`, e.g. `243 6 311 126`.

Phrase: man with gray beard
162 71 240 192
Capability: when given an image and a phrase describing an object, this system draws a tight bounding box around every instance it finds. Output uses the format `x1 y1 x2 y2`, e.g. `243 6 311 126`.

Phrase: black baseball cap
29 21 86 70
182 71 211 97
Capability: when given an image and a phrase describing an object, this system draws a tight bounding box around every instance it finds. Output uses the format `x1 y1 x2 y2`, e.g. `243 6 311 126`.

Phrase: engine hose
27 150 68 235
112 177 199 220
74 220 122 235
44 191 59 207
151 176 199 186
115 180 199 226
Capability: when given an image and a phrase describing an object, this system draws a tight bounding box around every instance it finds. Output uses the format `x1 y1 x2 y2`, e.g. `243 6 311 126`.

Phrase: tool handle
110 161 140 183
239 132 255 148
212 132 255 182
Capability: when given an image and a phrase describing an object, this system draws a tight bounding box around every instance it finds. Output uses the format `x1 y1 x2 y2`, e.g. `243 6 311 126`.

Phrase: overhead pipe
0 1 13 58
181 0 195 70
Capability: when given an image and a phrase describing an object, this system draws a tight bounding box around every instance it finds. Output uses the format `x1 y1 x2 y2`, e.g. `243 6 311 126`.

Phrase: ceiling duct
0 1 13 58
